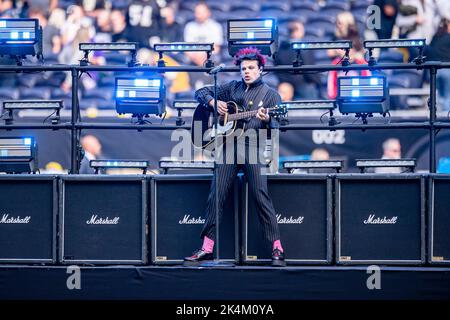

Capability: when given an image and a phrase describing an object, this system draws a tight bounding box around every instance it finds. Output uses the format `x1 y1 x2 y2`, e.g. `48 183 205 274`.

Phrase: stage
1 265 450 300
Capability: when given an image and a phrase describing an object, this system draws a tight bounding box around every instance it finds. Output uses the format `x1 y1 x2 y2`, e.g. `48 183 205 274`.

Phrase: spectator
374 138 403 173
328 12 359 59
311 148 330 161
79 135 103 174
373 0 399 39
277 82 294 102
111 8 133 42
427 15 450 111
274 21 320 99
126 0 162 48
396 0 438 44
160 4 183 42
28 6 62 56
184 1 223 54
185 51 212 91
94 8 112 42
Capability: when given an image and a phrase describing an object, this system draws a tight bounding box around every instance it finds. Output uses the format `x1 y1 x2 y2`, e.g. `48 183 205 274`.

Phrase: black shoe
183 249 214 266
271 248 286 267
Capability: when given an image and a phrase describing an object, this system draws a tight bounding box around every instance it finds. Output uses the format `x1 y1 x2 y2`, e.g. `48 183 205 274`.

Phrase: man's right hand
209 99 228 115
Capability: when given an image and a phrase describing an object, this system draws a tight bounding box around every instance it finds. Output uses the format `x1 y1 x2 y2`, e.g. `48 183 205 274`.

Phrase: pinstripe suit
195 76 281 243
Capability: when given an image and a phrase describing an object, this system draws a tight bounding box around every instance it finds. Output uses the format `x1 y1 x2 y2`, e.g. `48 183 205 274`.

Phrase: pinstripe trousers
200 142 280 243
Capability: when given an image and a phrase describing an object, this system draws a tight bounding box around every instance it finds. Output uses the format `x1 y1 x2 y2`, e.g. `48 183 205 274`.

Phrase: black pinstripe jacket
194 77 281 130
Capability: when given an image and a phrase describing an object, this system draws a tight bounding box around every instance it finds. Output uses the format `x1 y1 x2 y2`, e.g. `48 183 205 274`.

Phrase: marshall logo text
179 214 205 225
363 214 398 225
86 215 120 225
276 214 304 224
0 214 31 224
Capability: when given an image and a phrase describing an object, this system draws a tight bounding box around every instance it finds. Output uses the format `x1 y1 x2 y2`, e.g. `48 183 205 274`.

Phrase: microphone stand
202 68 234 267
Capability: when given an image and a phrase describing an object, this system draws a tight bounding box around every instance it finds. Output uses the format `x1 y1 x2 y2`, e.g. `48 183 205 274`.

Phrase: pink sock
201 236 215 253
273 240 284 252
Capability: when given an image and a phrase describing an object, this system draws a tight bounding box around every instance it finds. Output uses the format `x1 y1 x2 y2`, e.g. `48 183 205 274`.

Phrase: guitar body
191 102 244 150
190 102 286 150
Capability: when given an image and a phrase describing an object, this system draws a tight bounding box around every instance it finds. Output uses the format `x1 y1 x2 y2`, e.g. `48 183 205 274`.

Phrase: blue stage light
0 19 42 59
227 18 278 56
337 76 389 116
115 76 166 117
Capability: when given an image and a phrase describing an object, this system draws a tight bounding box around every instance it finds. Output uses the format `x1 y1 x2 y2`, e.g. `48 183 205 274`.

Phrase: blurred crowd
0 0 449 111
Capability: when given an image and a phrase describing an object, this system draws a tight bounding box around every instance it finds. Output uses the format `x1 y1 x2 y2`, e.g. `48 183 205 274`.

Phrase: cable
0 111 9 119
160 111 167 124
319 110 330 124
385 111 392 125
42 110 57 124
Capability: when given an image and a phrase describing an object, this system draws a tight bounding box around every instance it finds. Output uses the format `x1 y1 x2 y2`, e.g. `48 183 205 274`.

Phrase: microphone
208 63 226 74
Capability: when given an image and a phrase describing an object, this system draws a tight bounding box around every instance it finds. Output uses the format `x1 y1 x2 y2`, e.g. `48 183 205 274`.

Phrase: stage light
115 76 166 121
153 42 214 67
172 100 198 126
356 158 416 173
90 159 149 174
154 42 214 53
227 18 278 56
0 136 37 173
280 100 336 110
291 40 352 66
337 76 389 122
364 39 425 49
364 38 426 65
172 100 198 109
2 100 63 124
291 40 352 50
283 160 343 173
0 18 42 61
159 157 214 173
79 42 138 66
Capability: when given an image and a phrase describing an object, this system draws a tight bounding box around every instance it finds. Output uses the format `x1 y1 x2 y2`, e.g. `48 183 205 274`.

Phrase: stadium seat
378 50 404 63
261 3 290 13
393 70 424 88
19 87 51 100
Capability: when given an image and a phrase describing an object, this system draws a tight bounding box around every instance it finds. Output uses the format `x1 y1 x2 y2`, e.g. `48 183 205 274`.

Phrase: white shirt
184 18 223 46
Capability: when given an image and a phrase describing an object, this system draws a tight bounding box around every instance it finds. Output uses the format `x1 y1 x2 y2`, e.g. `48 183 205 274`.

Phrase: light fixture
291 40 352 66
227 18 278 57
153 42 214 67
280 100 338 126
0 18 43 63
337 76 389 123
2 100 63 124
364 38 426 65
280 100 336 110
283 160 343 173
90 159 149 174
172 100 198 126
79 42 138 66
356 158 416 173
0 136 37 173
115 76 166 122
159 157 214 174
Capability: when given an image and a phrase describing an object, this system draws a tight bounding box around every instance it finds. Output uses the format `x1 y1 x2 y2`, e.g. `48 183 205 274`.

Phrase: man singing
184 47 286 267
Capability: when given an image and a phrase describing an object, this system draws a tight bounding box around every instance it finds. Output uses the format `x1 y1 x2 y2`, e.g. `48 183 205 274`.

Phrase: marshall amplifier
0 175 57 263
242 174 332 265
151 174 238 264
429 175 450 265
60 175 147 264
336 174 425 265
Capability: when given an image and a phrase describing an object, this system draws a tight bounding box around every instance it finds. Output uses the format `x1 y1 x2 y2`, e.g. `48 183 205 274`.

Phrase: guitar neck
227 108 273 122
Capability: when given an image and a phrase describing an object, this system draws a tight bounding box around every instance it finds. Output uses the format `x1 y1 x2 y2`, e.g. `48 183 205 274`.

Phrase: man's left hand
256 107 270 122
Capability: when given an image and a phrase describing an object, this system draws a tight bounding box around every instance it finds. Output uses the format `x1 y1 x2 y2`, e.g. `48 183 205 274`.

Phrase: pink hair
233 47 266 67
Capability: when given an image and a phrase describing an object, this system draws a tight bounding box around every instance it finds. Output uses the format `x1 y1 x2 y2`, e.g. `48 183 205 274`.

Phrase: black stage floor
1 265 450 300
